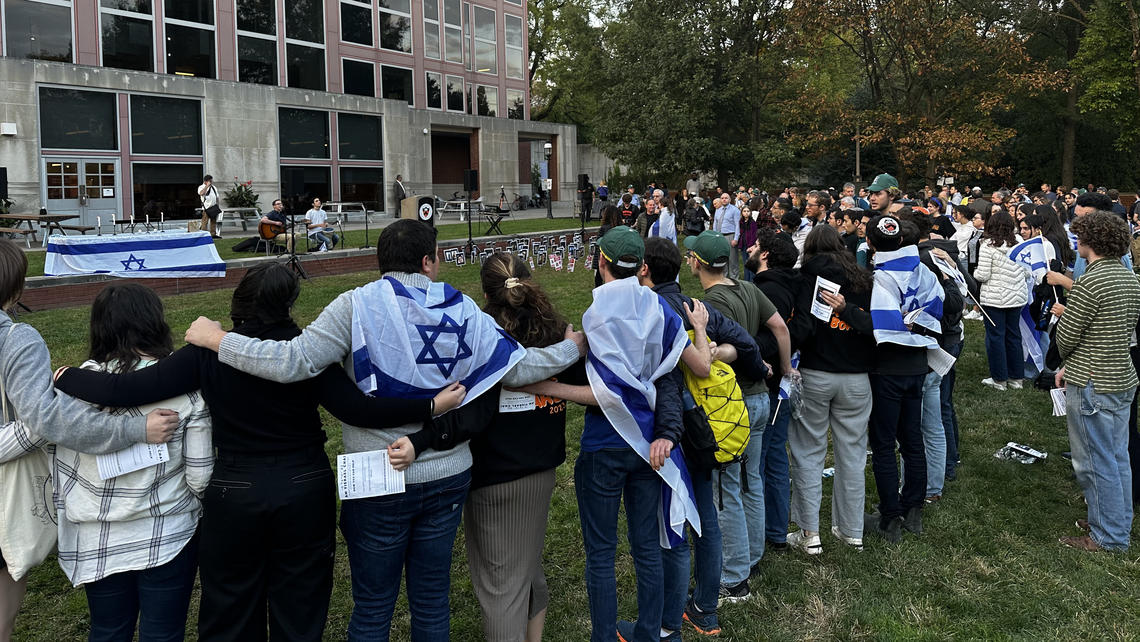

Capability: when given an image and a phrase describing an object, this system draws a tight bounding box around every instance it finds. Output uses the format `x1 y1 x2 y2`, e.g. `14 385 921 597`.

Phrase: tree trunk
1062 87 1077 189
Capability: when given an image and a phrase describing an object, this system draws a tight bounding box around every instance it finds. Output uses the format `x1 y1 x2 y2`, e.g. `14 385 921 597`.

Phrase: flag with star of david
44 231 225 278
1008 236 1052 371
583 276 700 549
349 276 526 407
870 245 945 351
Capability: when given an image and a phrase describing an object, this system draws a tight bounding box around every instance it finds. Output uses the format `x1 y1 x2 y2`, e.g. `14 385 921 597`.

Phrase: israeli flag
583 276 700 548
1008 236 1050 371
649 210 677 244
777 351 802 401
349 276 526 406
44 231 225 278
871 245 944 348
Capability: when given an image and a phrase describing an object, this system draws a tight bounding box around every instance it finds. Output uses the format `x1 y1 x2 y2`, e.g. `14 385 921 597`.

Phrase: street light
543 142 553 220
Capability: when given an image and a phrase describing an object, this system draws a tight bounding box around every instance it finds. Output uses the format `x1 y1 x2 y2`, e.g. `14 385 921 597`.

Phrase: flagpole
966 291 995 325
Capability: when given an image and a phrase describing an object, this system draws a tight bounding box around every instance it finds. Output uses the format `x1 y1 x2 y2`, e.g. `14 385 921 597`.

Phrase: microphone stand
285 202 308 280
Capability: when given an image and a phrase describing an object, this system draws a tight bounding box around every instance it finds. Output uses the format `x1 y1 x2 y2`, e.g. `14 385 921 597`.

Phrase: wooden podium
401 196 436 225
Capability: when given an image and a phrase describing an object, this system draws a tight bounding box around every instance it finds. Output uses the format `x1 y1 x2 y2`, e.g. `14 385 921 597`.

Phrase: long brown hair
480 252 567 348
802 224 872 291
984 211 1018 247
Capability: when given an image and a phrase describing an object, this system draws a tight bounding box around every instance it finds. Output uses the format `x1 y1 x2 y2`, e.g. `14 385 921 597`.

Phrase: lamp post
543 142 553 220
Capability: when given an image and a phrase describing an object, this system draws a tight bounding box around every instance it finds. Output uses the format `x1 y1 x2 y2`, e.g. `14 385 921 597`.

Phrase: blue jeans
713 393 768 584
763 388 792 543
662 471 720 630
575 448 663 642
339 470 471 641
1066 383 1135 550
940 341 962 479
310 228 339 249
84 534 198 642
982 306 1024 381
922 370 946 497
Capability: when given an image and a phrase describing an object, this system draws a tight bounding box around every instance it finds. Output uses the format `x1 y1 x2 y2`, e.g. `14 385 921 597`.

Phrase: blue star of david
120 254 146 270
904 285 921 311
415 313 472 377
1017 250 1033 264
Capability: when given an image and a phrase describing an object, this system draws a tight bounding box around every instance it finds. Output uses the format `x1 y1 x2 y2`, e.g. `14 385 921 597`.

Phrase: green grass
12 260 1140 641
20 217 588 277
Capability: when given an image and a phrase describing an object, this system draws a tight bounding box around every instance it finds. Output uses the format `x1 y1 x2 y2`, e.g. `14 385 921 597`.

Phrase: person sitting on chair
305 198 339 252
259 198 295 253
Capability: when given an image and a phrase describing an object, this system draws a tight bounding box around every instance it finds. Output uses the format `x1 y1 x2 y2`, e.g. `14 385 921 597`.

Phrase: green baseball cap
598 225 644 268
683 230 731 268
867 173 898 192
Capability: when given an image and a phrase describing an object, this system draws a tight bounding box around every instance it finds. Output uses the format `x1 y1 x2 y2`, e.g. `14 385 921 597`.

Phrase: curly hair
1070 210 1131 259
983 211 1018 247
480 252 567 348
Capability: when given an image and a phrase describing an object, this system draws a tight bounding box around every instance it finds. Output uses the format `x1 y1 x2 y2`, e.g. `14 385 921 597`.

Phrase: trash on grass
994 441 1048 464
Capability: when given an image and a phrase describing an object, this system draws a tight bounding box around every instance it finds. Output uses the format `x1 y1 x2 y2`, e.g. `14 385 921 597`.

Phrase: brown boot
209 219 221 239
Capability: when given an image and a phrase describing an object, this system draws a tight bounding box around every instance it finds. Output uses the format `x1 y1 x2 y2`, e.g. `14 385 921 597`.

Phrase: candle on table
96 216 101 235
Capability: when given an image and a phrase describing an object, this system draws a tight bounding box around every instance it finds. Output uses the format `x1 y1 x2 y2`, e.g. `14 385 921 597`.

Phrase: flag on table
583 276 700 548
44 231 225 278
1008 236 1051 371
350 276 526 407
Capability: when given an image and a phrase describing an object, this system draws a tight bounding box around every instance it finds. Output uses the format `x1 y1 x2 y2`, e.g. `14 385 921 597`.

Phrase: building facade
0 0 576 224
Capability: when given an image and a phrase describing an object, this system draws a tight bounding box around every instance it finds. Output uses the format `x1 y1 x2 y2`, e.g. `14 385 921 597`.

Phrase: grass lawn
21 217 586 277
12 258 1140 641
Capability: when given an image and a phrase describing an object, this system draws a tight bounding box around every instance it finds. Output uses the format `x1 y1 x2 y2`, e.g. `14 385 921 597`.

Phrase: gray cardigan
0 313 147 454
218 272 581 484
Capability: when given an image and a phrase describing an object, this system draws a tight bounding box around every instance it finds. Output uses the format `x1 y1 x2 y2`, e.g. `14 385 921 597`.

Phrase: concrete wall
0 58 578 216
577 144 619 187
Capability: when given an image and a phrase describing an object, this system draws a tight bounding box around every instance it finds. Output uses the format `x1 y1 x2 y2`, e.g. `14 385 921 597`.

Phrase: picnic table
2 213 79 247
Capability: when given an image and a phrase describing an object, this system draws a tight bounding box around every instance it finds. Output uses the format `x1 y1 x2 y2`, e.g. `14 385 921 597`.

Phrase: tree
527 0 603 136
1072 0 1140 146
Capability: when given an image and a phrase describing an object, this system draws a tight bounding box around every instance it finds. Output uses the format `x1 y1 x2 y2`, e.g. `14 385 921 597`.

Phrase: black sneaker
865 513 903 544
765 539 789 552
903 505 923 535
683 600 722 635
717 579 750 604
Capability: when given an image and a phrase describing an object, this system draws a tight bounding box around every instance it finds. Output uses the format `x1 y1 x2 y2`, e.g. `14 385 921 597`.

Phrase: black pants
869 373 927 522
197 447 335 642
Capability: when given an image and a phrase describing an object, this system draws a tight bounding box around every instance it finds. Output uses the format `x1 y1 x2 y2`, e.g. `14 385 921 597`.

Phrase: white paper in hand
96 442 170 480
1050 387 1066 416
811 275 842 322
338 450 406 500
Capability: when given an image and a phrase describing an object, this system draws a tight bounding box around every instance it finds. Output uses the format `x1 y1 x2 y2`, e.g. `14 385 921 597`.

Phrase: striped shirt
1056 258 1140 393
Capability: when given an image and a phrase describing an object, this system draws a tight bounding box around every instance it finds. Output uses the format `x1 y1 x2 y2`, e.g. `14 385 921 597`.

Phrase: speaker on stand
463 169 478 262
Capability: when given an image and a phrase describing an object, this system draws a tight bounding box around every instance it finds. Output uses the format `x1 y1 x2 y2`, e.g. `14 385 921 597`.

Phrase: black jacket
795 254 876 374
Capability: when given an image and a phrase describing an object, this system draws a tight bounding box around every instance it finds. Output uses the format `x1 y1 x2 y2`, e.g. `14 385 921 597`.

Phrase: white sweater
975 242 1029 308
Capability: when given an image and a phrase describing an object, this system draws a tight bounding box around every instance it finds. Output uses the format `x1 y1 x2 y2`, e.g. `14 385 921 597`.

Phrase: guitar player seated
260 198 300 253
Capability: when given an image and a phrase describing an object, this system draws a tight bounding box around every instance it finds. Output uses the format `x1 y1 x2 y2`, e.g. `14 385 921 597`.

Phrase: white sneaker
965 310 983 321
830 525 864 551
1007 379 1023 389
318 244 328 253
786 529 823 555
981 377 1007 391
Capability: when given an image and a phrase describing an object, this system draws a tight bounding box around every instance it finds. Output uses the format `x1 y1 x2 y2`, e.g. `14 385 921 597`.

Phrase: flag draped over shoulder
1008 236 1051 371
871 245 956 373
583 277 699 548
350 276 526 406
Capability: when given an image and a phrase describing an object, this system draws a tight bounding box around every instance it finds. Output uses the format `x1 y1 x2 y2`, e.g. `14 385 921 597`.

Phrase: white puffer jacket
975 242 1029 308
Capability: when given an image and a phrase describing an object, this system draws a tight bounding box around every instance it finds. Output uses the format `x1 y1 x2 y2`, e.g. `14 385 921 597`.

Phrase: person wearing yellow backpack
640 238 768 637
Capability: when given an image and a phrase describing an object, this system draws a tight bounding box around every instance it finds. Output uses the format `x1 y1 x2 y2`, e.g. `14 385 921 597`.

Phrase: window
379 0 411 53
101 10 153 72
165 23 215 77
340 167 384 212
338 114 382 160
504 0 520 6
476 85 497 117
279 108 329 158
164 0 212 25
473 6 495 75
381 65 413 105
343 59 375 97
132 163 203 219
506 89 524 120
426 72 442 109
442 0 461 64
505 14 524 80
341 2 372 46
4 0 73 62
236 0 274 34
130 95 202 155
238 35 276 84
446 75 463 111
39 88 117 150
286 44 325 91
45 161 79 200
423 0 440 60
285 0 323 44
280 165 331 205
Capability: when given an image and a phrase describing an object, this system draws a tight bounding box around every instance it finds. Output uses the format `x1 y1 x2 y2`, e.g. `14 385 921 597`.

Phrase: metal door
43 158 121 226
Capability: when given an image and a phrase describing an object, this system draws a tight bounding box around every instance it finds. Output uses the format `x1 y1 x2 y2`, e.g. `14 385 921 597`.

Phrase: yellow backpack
681 330 750 465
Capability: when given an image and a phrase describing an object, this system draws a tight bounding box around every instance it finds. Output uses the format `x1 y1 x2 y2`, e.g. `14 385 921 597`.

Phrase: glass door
44 158 121 227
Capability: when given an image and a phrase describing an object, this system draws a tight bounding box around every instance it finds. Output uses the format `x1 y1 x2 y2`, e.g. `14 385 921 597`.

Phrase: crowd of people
0 170 1137 642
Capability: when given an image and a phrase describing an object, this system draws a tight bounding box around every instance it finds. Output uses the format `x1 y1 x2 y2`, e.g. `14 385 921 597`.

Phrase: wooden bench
56 225 96 235
0 227 38 248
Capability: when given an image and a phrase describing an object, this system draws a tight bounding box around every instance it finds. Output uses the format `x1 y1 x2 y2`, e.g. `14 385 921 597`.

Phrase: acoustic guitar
259 220 285 239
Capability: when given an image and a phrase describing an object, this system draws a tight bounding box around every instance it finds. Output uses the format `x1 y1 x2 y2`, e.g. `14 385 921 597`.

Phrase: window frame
422 0 440 60
506 88 525 120
284 40 327 91
341 56 377 97
127 92 204 157
445 74 464 112
97 2 157 72
340 0 375 47
233 0 279 85
504 13 524 80
336 112 384 161
1 0 76 63
37 85 120 152
476 84 498 117
425 71 442 110
471 4 495 76
163 16 217 78
379 63 415 106
278 106 331 160
378 0 413 55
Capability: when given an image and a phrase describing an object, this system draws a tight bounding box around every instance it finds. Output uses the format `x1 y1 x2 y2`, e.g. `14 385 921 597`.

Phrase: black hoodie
795 254 877 373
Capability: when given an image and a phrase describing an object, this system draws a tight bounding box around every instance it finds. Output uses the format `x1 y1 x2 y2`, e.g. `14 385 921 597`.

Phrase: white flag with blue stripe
44 231 225 278
583 276 700 548
1008 236 1051 371
871 245 958 374
350 276 526 405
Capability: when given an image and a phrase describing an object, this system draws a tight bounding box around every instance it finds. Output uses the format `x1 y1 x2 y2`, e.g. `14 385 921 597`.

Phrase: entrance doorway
43 158 121 226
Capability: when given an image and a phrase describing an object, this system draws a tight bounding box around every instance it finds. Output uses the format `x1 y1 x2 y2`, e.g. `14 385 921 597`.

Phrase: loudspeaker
578 174 588 190
0 168 7 200
463 169 478 192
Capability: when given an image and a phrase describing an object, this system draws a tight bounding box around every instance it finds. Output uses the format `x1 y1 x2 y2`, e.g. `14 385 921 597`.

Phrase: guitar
259 220 285 239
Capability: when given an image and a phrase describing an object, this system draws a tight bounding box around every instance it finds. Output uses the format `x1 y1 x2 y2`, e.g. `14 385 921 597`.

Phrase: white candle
145 214 150 229
96 216 101 235
130 213 134 225
160 212 164 229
